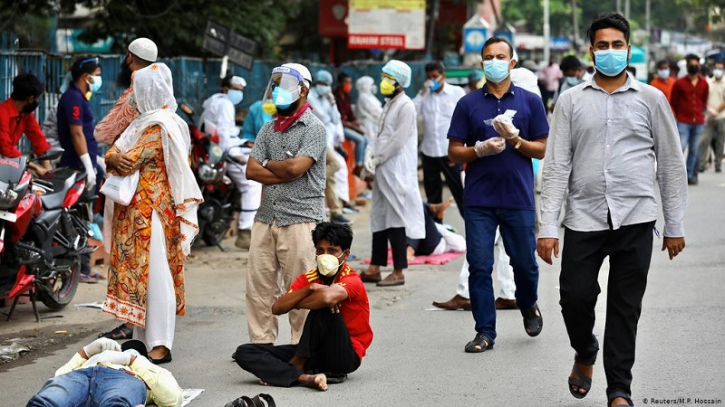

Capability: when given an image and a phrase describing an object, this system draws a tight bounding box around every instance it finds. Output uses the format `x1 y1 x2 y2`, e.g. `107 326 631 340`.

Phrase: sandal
521 303 543 337
608 391 634 407
568 362 593 399
464 332 494 353
225 394 276 407
90 272 106 280
98 323 133 340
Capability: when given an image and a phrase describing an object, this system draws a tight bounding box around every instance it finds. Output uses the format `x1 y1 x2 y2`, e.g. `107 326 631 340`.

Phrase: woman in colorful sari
102 63 203 363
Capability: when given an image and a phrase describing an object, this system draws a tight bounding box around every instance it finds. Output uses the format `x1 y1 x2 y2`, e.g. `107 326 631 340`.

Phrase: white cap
128 38 158 62
282 62 312 89
382 60 412 88
231 76 246 87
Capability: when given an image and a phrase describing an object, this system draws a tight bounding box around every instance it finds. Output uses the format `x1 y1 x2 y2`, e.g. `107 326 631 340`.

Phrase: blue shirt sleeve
526 93 549 140
447 99 470 144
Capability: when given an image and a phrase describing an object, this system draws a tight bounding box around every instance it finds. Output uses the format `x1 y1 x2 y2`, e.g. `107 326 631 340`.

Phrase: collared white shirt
413 83 466 157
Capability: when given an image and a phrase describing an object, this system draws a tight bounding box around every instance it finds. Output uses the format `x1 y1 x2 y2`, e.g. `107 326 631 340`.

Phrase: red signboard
319 0 349 38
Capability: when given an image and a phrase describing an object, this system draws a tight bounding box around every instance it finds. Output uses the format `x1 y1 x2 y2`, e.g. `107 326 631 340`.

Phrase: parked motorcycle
0 147 96 321
179 104 236 251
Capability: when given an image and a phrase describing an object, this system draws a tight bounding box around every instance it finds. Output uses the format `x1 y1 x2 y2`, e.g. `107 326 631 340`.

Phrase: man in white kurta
359 60 424 287
200 75 261 249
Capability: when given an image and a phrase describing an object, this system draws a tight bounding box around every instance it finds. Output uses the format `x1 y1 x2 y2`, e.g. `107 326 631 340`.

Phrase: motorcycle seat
40 168 78 210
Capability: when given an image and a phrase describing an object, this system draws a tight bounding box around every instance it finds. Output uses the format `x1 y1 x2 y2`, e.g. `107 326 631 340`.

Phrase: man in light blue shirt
538 12 687 407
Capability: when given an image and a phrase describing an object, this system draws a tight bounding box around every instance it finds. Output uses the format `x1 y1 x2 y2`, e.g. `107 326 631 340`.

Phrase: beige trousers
246 221 316 344
325 147 343 217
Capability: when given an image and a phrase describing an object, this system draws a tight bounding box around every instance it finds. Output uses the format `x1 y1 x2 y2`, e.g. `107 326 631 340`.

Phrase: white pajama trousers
456 228 516 300
226 147 262 230
133 210 176 351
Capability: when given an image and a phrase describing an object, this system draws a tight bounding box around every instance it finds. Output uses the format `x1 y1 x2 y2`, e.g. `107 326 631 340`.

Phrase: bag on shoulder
100 172 140 206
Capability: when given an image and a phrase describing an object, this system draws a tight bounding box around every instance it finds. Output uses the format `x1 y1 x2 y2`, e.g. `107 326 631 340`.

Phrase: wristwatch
262 159 269 168
513 137 523 150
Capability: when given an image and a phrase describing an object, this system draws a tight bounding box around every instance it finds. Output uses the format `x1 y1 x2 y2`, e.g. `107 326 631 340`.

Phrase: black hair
221 74 234 88
587 12 630 45
656 60 669 69
311 222 353 252
424 61 445 73
11 73 44 100
70 55 100 82
337 72 351 84
481 37 514 58
685 54 700 64
626 65 637 76
560 56 582 72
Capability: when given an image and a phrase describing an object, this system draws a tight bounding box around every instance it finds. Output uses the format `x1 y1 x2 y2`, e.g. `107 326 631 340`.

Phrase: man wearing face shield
245 63 328 345
235 222 372 391
358 60 425 287
447 38 549 354
200 75 262 249
308 70 352 225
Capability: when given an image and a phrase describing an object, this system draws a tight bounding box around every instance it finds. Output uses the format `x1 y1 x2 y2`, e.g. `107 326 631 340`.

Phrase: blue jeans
465 207 539 343
677 122 705 179
27 366 147 407
343 128 368 166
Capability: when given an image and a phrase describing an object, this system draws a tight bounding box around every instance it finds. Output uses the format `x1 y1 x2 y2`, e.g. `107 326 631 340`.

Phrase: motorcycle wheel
36 256 80 310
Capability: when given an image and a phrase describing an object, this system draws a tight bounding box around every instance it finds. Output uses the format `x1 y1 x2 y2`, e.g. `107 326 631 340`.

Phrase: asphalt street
1 171 724 407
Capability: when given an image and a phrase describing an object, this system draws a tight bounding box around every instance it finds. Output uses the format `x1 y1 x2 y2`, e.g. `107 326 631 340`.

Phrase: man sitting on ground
235 222 373 391
406 198 466 262
27 338 183 407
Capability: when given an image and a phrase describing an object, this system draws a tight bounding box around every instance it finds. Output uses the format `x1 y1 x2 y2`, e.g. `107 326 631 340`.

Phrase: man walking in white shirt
413 61 466 220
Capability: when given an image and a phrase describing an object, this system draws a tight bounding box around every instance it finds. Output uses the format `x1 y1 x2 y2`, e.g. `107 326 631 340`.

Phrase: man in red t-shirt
0 73 52 174
235 222 372 391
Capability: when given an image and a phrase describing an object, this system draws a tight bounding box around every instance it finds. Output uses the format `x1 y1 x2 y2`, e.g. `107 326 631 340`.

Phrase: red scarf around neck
274 102 311 133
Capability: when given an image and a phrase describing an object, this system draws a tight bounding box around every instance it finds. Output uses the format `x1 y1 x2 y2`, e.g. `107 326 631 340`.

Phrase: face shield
261 66 305 115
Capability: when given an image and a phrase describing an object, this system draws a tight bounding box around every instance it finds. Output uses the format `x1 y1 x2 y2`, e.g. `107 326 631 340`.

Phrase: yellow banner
350 0 425 10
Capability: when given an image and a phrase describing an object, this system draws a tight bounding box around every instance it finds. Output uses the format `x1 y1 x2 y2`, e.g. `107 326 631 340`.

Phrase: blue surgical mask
429 77 441 92
315 84 331 96
483 59 511 84
593 50 629 77
272 87 298 109
87 75 103 93
657 69 670 80
227 89 243 105
565 76 581 86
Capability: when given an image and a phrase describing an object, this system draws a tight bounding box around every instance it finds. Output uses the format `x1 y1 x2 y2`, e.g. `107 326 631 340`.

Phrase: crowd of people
0 9 706 407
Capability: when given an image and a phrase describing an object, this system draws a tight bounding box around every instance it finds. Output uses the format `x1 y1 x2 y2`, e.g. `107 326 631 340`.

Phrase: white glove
79 153 96 191
364 155 382 175
82 337 121 358
474 138 506 158
89 350 132 366
420 80 433 94
492 115 520 140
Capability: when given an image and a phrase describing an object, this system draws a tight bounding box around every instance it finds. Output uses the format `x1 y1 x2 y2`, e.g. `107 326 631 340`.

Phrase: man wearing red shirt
649 60 676 102
0 73 52 173
670 54 709 184
234 222 372 391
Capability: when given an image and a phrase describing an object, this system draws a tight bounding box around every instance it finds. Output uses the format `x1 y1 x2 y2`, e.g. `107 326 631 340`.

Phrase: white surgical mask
714 69 724 79
316 253 345 277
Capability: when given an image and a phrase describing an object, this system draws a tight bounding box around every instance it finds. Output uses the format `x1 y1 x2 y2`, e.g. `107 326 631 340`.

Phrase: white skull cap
282 62 312 88
128 38 158 62
231 76 246 87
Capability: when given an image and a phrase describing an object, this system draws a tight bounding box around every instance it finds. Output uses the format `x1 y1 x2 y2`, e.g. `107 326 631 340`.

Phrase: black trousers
559 220 654 398
406 203 442 256
421 154 464 219
235 309 360 387
371 227 407 269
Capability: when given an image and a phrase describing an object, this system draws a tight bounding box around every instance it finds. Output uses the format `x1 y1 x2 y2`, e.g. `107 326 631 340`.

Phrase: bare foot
429 197 454 220
299 373 328 391
259 380 271 386
610 397 629 407
148 346 169 360
570 362 593 396
406 246 416 263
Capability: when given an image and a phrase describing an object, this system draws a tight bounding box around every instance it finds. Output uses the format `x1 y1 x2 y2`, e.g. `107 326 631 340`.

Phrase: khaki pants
246 221 316 344
325 148 343 217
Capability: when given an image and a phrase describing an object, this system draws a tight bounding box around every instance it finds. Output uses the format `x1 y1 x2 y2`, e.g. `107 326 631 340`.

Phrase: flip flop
568 362 593 399
464 332 494 353
376 275 404 287
90 272 106 280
